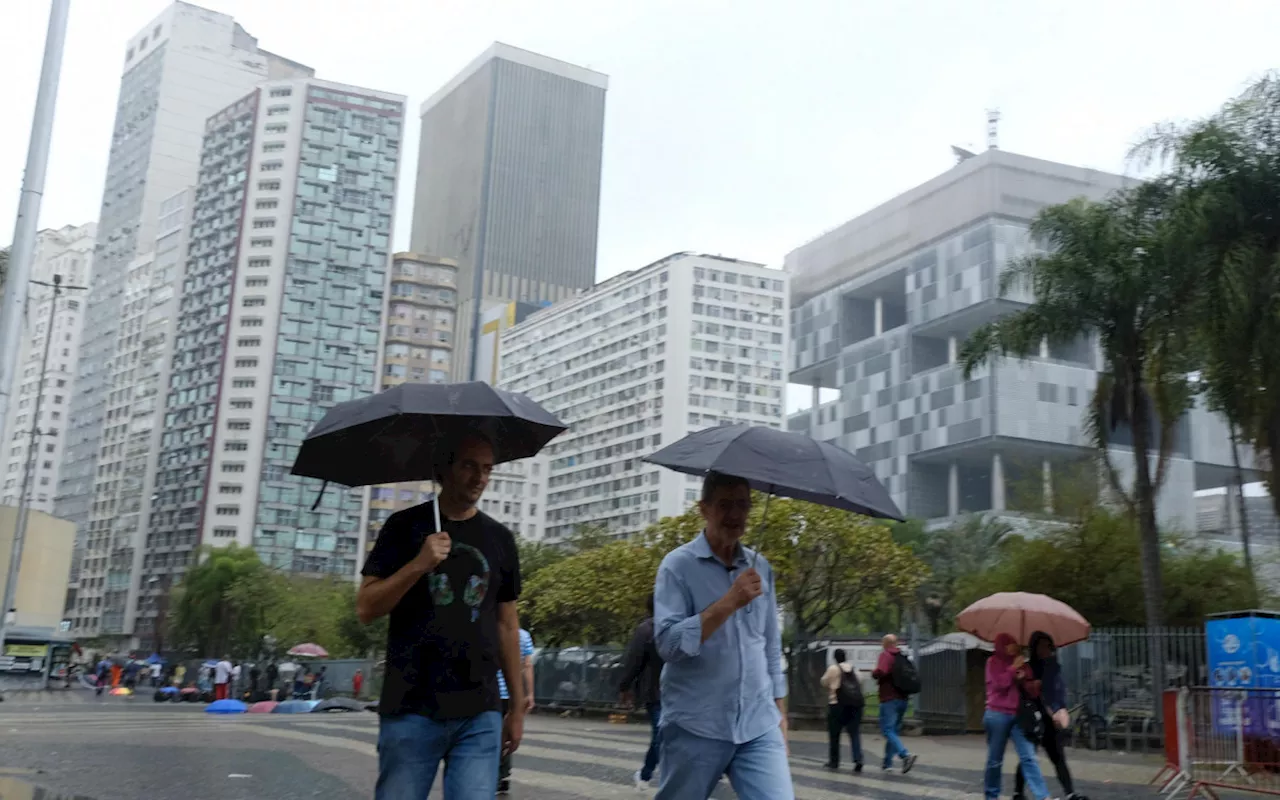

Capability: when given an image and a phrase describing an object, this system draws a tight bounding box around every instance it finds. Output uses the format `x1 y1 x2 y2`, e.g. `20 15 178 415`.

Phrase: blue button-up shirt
654 532 786 744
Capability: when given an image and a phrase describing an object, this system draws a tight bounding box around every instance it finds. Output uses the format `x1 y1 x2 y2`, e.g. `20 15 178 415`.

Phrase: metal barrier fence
1157 687 1280 799
532 647 625 710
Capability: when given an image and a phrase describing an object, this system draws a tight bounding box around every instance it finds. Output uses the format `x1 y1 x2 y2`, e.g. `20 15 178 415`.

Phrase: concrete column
1039 336 1050 359
1042 459 1053 514
991 452 1006 511
948 335 958 365
874 296 884 337
948 461 960 517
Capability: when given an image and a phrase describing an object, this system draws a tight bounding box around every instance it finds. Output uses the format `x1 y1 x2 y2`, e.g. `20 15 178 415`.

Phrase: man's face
700 482 751 541
443 438 494 508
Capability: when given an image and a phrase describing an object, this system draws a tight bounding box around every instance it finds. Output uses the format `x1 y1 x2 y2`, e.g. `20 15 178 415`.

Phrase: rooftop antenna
986 108 1001 150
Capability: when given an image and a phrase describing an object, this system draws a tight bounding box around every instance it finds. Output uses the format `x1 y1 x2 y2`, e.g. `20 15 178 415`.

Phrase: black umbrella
643 424 903 530
291 382 567 529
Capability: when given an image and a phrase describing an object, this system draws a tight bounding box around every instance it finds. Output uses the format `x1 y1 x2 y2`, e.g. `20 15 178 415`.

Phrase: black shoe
902 754 917 774
854 762 863 773
823 762 838 771
496 779 510 795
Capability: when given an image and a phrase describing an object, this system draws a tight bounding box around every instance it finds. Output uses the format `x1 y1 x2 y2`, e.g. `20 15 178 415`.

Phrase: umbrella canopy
642 424 903 520
206 699 248 714
158 686 179 694
145 653 164 665
956 592 1092 647
273 700 319 714
313 697 366 713
287 643 328 658
248 701 279 714
290 381 567 488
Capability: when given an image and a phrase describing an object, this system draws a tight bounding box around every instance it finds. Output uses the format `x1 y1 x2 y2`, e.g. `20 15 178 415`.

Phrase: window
250 238 273 248
266 105 290 116
229 399 253 410
252 218 275 229
245 277 268 288
220 484 243 494
215 505 240 516
224 441 248 452
213 527 236 538
234 358 258 368
231 378 256 388
258 180 280 191
260 161 283 172
242 297 266 307
264 123 287 134
255 199 278 210
269 87 292 98
248 257 270 268
237 337 261 347
222 463 245 473
227 420 251 431
262 141 285 153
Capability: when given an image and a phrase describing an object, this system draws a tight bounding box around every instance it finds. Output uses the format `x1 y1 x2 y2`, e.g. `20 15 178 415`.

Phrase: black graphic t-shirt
362 502 520 719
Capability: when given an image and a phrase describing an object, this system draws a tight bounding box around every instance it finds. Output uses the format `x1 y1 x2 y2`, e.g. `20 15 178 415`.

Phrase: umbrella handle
432 474 441 533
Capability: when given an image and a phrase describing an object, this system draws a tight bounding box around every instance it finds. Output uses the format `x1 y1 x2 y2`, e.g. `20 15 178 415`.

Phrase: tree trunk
1128 373 1165 720
1230 426 1256 603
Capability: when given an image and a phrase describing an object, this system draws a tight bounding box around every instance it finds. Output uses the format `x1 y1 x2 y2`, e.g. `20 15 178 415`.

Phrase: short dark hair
833 648 847 664
700 471 750 504
435 431 494 480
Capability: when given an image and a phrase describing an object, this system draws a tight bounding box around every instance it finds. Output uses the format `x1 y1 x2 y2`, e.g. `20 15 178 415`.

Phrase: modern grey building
787 149 1245 531
56 2 311 618
408 43 608 379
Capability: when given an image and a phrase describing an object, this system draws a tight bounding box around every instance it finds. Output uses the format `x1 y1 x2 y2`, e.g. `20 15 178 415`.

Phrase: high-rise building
786 149 1241 530
0 224 95 515
408 43 608 380
70 191 190 638
499 253 788 541
366 253 457 551
149 77 406 582
58 2 312 550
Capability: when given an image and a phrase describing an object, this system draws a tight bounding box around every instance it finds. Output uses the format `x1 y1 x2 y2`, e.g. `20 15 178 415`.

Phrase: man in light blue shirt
654 472 793 800
497 628 535 793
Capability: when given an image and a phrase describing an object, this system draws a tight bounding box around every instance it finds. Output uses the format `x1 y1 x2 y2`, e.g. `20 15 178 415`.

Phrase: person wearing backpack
820 649 865 772
870 634 918 774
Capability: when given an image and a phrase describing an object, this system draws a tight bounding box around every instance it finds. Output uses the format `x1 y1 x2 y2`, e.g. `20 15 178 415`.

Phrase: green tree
169 545 272 656
959 184 1199 632
520 540 659 646
915 514 1013 635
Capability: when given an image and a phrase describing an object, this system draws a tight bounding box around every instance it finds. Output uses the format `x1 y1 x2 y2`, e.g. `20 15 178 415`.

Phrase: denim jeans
375 711 502 800
656 722 793 800
878 698 910 768
983 709 1049 800
641 702 662 782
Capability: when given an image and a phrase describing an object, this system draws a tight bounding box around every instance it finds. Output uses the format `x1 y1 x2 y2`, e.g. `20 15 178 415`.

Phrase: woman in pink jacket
984 633 1050 800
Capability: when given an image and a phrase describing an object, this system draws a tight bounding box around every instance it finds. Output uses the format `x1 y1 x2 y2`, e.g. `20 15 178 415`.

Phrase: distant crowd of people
86 651 359 704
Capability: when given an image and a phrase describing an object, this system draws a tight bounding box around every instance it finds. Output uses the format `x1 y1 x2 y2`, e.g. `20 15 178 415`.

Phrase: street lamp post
0 273 87 654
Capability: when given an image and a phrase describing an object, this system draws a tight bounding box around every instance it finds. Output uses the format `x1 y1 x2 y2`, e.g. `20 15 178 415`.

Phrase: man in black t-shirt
358 433 525 799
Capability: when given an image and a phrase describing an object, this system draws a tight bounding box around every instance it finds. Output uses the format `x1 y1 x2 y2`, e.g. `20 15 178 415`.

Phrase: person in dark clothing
1015 630 1084 800
248 664 261 698
265 662 279 697
820 648 865 772
618 593 664 790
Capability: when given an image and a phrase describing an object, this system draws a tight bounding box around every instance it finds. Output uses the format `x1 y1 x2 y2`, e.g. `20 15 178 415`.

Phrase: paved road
0 694 1163 799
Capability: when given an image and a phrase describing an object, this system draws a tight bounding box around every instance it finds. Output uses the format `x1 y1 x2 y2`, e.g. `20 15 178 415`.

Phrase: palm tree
959 183 1199 633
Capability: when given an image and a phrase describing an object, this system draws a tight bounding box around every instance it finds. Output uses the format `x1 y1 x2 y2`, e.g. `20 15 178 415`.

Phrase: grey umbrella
291 381 567 530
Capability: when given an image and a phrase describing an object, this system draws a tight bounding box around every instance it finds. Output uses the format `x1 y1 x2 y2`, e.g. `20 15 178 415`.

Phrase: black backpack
835 666 864 707
890 652 922 695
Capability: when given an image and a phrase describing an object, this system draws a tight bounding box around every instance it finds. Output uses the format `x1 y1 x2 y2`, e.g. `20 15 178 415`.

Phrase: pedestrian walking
213 655 232 701
352 668 364 700
870 634 919 773
312 666 326 700
248 663 261 698
265 661 279 697
496 628 534 794
94 657 110 697
358 433 525 800
1015 631 1085 800
984 633 1052 800
232 661 242 697
653 472 792 800
820 648 865 773
618 593 663 791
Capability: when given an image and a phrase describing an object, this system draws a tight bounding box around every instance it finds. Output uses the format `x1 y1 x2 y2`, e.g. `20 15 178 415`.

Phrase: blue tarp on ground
205 699 247 714
272 699 318 714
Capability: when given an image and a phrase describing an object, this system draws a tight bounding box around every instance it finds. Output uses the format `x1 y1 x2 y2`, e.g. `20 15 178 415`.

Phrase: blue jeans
983 709 1049 800
641 702 662 782
656 722 793 800
879 698 910 768
375 711 502 800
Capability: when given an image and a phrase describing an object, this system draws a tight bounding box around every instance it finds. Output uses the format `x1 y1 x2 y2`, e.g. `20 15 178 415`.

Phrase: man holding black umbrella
652 472 793 800
357 433 525 800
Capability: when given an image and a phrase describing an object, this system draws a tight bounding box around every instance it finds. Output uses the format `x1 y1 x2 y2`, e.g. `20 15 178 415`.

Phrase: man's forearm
699 595 739 643
356 563 427 623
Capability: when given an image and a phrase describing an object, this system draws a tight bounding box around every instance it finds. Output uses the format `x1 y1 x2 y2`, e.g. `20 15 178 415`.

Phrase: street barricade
1159 686 1280 798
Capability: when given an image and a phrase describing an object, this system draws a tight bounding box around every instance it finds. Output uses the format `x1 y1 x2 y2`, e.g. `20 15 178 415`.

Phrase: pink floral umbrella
956 592 1091 647
287 643 329 658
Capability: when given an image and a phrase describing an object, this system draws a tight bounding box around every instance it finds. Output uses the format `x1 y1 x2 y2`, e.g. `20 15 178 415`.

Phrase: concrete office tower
150 78 405 582
70 191 190 640
500 253 788 541
409 43 608 380
0 224 94 515
57 2 312 543
366 253 457 551
787 149 1243 530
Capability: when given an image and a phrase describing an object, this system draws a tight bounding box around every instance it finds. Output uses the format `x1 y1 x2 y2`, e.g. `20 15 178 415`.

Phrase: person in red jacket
870 634 917 773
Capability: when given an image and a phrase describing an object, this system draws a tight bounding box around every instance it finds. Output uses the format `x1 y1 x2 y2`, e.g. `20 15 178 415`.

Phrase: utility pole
0 273 85 656
0 0 71 439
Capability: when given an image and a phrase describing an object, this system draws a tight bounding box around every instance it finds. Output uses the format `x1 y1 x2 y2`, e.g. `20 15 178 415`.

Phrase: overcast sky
3 0 1278 283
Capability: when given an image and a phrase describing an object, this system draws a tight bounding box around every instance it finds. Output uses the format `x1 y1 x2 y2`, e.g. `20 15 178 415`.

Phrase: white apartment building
0 223 95 513
499 253 788 541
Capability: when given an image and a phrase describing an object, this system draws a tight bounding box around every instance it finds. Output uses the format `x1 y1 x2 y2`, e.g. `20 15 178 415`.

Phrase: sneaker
496 779 510 795
902 754 917 774
822 762 838 771
633 770 650 790
853 762 863 773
